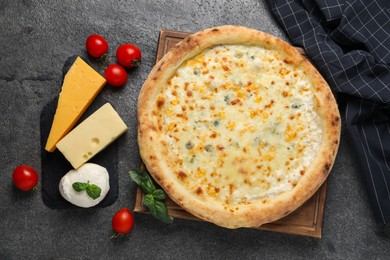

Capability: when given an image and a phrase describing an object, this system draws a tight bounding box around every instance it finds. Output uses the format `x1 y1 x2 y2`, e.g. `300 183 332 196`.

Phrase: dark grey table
1 0 389 259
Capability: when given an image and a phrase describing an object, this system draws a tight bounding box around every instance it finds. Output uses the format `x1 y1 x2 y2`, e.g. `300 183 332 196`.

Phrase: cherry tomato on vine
12 165 39 191
86 34 109 59
112 208 134 236
116 44 142 69
104 64 128 87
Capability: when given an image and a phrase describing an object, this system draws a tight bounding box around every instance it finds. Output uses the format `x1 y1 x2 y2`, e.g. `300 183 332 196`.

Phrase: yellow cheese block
56 103 128 169
45 57 106 152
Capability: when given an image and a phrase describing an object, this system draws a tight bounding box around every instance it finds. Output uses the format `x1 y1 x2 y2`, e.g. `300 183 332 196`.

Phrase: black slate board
40 56 118 209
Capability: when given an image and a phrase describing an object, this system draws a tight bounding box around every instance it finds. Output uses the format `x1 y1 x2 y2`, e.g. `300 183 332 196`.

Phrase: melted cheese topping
157 45 322 206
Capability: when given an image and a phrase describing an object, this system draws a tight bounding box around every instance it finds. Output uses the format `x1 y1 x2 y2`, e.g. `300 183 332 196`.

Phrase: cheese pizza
137 26 340 228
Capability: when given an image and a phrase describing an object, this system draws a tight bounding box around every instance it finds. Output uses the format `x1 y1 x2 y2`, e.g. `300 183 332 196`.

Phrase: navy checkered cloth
267 0 390 235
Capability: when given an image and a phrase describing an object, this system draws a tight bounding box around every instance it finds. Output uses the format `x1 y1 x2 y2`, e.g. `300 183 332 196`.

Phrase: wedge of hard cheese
56 103 128 169
45 56 106 152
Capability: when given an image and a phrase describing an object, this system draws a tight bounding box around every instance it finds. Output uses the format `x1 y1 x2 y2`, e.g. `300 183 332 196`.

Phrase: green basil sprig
72 181 101 200
129 169 173 224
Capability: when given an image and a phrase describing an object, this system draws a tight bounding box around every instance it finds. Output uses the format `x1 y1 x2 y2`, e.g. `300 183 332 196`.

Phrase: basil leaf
86 184 101 200
131 169 173 224
129 169 143 185
142 194 173 224
143 194 156 214
72 182 89 192
141 176 156 194
152 189 167 200
129 169 156 194
153 200 173 224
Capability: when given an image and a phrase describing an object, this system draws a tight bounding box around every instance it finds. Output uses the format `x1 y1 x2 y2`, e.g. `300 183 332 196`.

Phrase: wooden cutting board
134 30 328 238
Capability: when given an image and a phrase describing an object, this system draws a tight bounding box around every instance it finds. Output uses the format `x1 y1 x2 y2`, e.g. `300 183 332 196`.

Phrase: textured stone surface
0 0 389 259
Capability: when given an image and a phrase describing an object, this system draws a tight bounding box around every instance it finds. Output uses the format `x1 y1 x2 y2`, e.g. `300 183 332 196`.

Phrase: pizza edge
137 25 341 228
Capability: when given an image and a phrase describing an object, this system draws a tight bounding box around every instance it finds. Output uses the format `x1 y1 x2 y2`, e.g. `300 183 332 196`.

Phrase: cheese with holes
45 56 106 152
56 103 128 169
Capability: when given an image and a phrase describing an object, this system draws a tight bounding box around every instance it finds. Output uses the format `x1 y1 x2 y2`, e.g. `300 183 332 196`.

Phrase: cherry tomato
12 165 39 191
86 34 109 59
104 64 128 87
116 44 142 69
112 208 134 235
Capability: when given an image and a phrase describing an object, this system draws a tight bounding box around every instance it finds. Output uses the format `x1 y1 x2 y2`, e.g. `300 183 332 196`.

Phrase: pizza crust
138 25 340 228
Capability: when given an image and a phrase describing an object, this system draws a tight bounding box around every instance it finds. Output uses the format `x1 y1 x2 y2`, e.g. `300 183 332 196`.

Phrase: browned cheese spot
259 100 275 112
216 145 224 151
230 99 241 105
177 170 188 181
239 168 248 175
229 184 235 195
222 65 230 72
156 96 165 109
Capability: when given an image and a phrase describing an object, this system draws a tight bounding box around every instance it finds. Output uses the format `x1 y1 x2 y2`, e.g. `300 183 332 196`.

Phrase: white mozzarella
59 163 110 208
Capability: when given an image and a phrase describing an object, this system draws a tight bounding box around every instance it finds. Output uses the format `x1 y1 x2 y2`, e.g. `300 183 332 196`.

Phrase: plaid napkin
267 0 390 236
